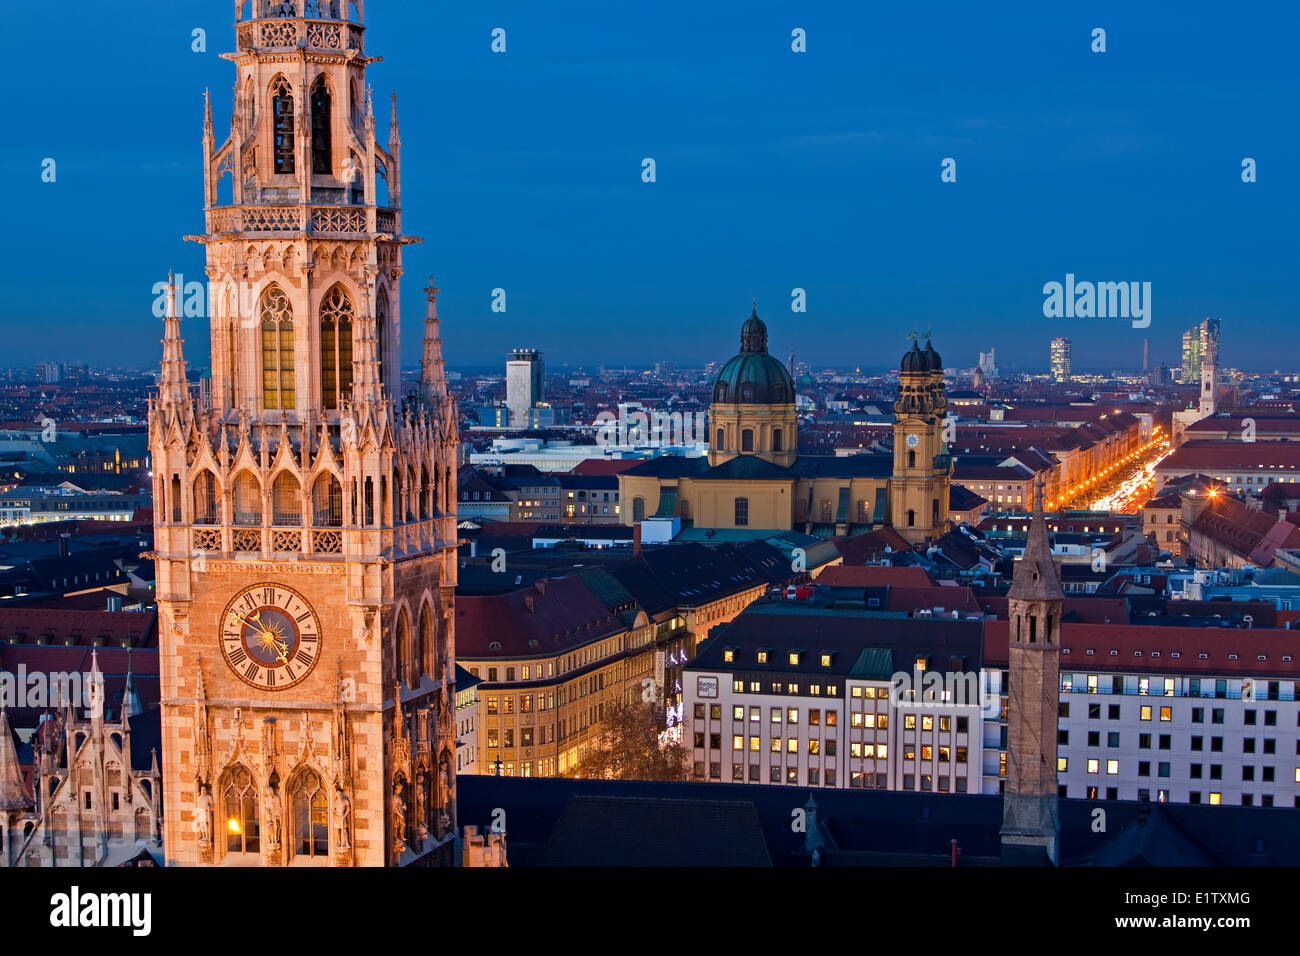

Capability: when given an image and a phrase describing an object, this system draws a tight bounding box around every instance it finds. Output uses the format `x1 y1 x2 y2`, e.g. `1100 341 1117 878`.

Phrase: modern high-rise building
1200 317 1221 367
151 1 462 867
1181 318 1220 384
506 349 545 427
1050 337 1071 383
977 348 999 380
1181 328 1202 383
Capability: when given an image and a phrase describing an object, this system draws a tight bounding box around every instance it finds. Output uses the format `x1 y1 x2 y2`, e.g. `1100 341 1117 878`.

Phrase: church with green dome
619 307 953 546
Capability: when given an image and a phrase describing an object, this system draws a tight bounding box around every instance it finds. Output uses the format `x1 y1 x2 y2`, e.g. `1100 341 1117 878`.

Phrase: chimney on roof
633 522 642 557
59 534 70 557
523 594 535 613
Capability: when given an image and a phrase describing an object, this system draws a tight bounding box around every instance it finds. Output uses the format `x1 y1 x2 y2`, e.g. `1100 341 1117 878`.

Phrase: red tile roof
456 577 626 659
0 608 157 647
568 460 643 476
815 565 933 587
1190 495 1300 565
1160 440 1300 473
983 620 1300 675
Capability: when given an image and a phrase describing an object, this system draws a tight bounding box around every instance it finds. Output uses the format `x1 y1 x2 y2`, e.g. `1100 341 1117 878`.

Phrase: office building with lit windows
685 596 1300 808
1050 337 1071 383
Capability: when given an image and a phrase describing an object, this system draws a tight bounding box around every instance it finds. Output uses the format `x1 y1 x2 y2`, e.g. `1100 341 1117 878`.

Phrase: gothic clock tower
151 0 459 866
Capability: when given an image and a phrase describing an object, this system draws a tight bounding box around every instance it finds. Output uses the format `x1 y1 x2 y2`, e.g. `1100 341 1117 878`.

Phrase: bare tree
571 698 688 781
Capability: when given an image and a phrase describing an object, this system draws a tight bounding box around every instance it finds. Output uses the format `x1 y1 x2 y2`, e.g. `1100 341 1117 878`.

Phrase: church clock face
905 433 920 448
220 584 322 691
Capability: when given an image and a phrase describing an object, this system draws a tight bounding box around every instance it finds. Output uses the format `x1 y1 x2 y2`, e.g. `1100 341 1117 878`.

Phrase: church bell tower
151 0 460 867
890 333 952 546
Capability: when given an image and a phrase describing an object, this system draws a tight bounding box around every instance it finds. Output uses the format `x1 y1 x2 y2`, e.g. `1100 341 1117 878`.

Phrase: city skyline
2 1 1296 370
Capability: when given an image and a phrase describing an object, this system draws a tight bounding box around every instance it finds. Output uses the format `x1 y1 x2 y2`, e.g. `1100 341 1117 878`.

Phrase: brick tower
1000 473 1063 864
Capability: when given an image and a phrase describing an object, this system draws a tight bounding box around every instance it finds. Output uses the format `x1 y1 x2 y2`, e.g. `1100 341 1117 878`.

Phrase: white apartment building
687 603 1300 809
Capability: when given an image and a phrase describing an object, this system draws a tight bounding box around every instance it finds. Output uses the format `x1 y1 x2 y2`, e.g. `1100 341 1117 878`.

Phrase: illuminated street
1050 427 1173 513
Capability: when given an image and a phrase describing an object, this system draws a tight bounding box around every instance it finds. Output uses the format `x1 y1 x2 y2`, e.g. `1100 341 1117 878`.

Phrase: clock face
220 584 321 691
905 433 920 448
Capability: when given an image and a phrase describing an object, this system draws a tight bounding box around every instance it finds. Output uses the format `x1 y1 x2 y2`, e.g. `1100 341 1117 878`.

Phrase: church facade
620 309 953 546
151 0 460 866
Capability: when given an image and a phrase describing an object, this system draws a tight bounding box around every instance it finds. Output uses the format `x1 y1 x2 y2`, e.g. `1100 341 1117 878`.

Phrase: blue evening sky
2 0 1296 373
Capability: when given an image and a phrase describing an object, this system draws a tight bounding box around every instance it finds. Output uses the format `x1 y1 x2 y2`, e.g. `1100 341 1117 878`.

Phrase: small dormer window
788 651 801 666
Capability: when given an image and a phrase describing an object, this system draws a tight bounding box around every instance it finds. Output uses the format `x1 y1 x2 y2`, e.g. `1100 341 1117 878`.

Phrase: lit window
789 652 800 666
723 649 734 663
820 654 832 667
1087 759 1100 774
1107 760 1119 775
1140 706 1152 720
1057 757 1068 772
787 708 799 724
732 736 743 751
1160 707 1172 721
1209 793 1221 805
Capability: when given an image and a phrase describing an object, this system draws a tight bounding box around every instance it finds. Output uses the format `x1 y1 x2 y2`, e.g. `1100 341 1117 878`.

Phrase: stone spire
0 708 32 811
350 276 384 408
158 273 190 411
1008 474 1063 602
388 92 401 151
421 277 447 405
121 647 142 722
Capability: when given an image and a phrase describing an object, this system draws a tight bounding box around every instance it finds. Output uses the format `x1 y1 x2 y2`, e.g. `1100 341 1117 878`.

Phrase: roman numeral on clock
244 662 260 682
228 647 248 667
295 648 314 667
263 587 275 606
265 669 276 688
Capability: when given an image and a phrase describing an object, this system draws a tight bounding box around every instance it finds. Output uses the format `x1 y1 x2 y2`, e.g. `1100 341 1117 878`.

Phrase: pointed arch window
375 287 389 390
260 286 295 410
311 76 331 175
292 769 328 859
319 284 354 409
272 472 302 526
419 602 434 677
312 472 343 526
272 76 295 174
194 470 219 525
395 610 411 687
223 766 260 855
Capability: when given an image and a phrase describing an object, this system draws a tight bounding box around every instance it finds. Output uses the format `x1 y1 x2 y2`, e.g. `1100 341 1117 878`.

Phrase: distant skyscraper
1200 317 1221 367
1142 337 1149 373
507 348 545 427
39 361 61 384
1181 317 1220 384
978 348 999 380
1050 337 1071 383
1181 328 1202 383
